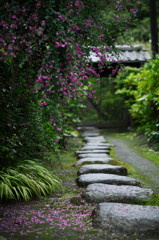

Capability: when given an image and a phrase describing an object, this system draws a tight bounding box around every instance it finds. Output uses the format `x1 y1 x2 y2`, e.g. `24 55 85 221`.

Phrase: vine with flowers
0 0 139 167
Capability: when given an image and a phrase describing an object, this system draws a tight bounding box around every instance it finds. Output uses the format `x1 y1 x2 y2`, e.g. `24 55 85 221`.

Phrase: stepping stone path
77 153 110 158
92 203 159 235
81 146 110 150
74 126 159 238
74 157 112 166
84 183 153 203
76 150 110 154
77 164 127 176
77 173 141 187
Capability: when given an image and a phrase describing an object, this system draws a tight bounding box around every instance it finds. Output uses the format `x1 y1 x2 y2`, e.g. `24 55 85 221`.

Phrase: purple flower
10 52 16 57
40 101 47 107
98 34 104 39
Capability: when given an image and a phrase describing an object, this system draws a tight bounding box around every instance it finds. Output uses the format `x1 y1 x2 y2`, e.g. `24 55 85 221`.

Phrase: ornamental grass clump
0 160 63 201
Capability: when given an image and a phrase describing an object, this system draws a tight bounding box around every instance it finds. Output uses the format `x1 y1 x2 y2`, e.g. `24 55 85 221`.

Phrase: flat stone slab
84 143 113 146
82 132 100 137
77 127 99 132
85 136 106 142
77 164 127 176
74 158 112 166
82 146 110 150
76 150 110 154
93 203 159 235
78 153 110 158
76 173 141 187
84 183 153 203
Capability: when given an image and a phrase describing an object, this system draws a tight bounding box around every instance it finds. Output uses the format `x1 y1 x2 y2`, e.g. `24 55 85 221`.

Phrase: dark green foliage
116 59 159 142
0 0 139 168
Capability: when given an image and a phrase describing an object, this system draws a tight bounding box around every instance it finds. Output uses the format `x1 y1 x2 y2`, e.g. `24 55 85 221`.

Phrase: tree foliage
116 59 159 142
0 0 139 167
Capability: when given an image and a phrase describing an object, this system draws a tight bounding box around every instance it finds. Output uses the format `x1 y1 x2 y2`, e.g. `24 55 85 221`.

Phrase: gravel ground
105 136 159 193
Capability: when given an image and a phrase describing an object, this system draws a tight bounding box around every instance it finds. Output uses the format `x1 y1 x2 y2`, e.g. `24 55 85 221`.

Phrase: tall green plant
0 160 63 201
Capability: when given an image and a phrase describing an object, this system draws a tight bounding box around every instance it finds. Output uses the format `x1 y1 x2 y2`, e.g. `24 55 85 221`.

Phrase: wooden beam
149 0 159 57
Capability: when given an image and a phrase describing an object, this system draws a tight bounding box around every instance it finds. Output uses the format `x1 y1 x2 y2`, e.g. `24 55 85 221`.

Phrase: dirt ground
105 136 159 193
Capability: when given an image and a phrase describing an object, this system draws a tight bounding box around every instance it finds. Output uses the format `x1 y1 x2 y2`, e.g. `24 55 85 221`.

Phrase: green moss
135 193 159 206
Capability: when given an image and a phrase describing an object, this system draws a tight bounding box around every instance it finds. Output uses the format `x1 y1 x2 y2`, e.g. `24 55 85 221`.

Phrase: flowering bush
0 0 139 166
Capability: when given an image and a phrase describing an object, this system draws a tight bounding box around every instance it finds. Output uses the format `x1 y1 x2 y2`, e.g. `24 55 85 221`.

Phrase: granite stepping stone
77 164 127 176
84 183 153 203
82 132 100 137
84 143 113 147
77 126 99 131
78 153 110 158
74 158 112 166
82 146 110 150
92 203 159 236
76 150 110 155
85 136 106 142
86 141 107 144
76 173 141 187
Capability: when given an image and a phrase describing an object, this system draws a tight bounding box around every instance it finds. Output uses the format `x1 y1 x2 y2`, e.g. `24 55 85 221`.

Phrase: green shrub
116 59 159 142
115 66 140 106
0 160 63 201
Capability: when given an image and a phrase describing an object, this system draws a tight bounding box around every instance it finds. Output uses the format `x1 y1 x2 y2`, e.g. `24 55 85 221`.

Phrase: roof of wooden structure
89 44 151 63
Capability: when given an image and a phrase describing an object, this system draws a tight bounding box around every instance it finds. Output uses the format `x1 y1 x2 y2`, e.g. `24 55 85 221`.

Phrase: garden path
105 136 159 193
76 127 159 239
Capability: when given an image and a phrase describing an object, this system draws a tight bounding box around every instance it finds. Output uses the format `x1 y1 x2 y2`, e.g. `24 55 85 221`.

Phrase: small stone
92 203 159 235
77 164 127 176
76 173 141 187
74 158 112 166
84 183 153 203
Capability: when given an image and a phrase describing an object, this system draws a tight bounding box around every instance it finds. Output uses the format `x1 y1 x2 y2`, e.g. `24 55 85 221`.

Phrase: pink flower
98 34 104 39
40 101 47 107
35 3 41 7
23 122 29 126
130 8 137 14
12 15 16 19
73 25 81 31
41 21 45 26
10 52 16 57
49 118 54 123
